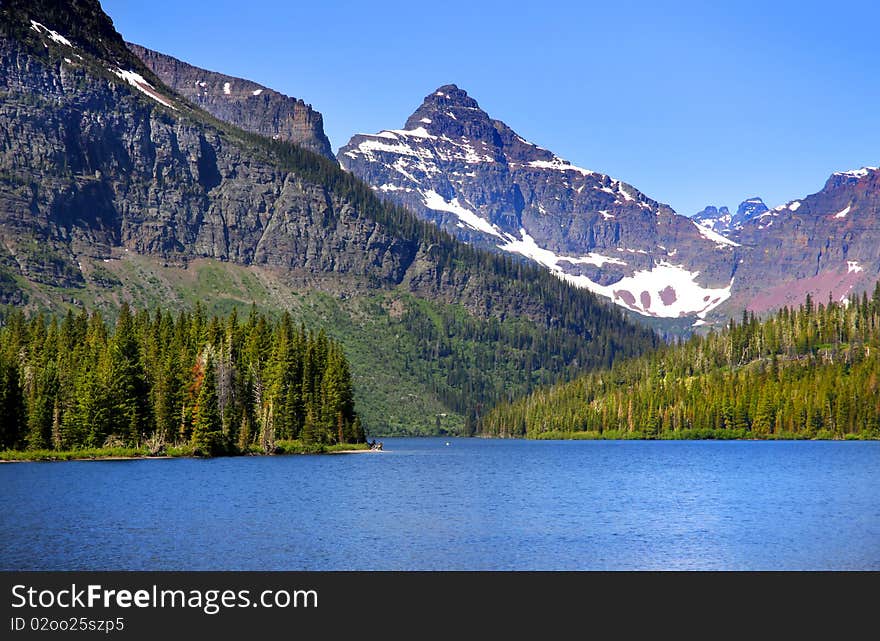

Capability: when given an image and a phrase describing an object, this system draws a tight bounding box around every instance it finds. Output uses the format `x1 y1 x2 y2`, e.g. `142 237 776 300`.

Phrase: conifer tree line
0 303 364 455
481 284 880 440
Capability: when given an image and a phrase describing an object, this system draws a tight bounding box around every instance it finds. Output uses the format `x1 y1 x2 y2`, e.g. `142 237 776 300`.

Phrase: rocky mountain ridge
731 167 880 311
128 43 334 159
339 85 880 322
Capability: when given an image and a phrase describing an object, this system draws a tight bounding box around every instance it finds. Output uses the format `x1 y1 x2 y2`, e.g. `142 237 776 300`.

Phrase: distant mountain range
692 198 769 236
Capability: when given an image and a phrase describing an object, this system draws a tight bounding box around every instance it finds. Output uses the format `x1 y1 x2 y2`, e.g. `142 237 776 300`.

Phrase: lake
1 438 878 570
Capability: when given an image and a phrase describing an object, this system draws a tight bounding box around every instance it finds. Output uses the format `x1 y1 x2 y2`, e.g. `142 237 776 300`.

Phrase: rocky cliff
128 43 334 160
0 21 410 292
339 85 740 321
731 168 880 311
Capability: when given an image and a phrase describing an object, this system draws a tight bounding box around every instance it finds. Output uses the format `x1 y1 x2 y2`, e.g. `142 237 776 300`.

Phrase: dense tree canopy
481 284 880 440
0 304 364 455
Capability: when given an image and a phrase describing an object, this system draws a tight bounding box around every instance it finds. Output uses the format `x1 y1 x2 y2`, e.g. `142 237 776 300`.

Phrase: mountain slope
339 84 739 321
128 43 334 160
0 0 658 434
731 167 880 313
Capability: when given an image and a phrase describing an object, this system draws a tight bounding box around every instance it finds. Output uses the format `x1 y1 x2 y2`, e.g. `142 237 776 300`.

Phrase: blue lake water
1 438 878 570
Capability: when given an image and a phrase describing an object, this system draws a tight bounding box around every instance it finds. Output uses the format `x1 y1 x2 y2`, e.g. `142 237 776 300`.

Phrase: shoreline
0 455 172 464
0 442 372 463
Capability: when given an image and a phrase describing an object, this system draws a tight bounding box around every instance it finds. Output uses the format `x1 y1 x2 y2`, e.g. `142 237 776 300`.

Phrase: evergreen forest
0 303 364 457
480 285 880 440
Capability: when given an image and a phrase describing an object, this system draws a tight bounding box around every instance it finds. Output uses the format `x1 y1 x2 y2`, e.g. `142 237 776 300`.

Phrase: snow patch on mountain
379 126 435 140
693 220 740 247
498 229 627 270
526 158 596 177
834 205 851 219
377 183 411 192
497 229 731 318
562 261 733 318
111 68 176 109
834 167 878 179
422 190 503 238
29 20 73 47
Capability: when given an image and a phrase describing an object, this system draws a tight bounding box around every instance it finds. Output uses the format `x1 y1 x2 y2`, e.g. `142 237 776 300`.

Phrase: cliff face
0 33 412 296
731 168 880 312
128 43 334 160
339 85 739 321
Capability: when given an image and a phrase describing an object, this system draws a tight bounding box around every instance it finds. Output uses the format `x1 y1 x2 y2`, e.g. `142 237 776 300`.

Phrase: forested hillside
481 285 880 439
0 305 363 456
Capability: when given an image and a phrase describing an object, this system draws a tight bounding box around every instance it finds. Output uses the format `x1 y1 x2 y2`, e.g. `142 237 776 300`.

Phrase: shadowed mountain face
339 85 741 322
128 43 334 160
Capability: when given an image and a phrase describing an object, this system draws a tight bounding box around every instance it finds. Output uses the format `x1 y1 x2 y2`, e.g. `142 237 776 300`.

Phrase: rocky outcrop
339 85 739 320
128 43 334 160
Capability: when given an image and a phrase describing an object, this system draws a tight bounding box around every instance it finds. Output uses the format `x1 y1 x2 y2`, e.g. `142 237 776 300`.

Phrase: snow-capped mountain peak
692 197 769 238
339 85 738 319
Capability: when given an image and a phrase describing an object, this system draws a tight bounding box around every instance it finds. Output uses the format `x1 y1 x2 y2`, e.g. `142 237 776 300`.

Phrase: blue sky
102 0 879 216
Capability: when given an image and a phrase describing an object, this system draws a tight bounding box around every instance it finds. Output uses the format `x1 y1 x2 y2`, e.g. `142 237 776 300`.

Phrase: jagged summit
736 197 768 220
395 84 506 152
420 84 479 108
340 86 738 320
693 197 769 238
693 205 731 220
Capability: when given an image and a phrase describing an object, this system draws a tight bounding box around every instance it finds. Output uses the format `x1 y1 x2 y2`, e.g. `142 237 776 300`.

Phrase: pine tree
0 354 24 449
106 304 151 445
192 353 223 456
